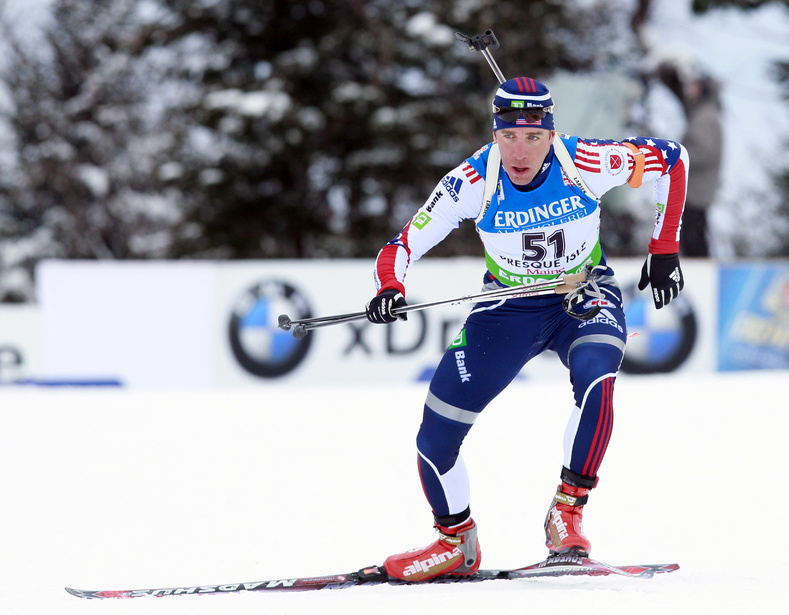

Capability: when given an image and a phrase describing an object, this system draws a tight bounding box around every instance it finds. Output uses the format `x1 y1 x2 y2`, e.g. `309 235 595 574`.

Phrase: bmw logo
228 280 313 378
620 282 697 374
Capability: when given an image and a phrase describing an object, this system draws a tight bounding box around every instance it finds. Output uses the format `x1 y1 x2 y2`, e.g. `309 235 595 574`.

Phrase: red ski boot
383 515 481 582
544 468 599 556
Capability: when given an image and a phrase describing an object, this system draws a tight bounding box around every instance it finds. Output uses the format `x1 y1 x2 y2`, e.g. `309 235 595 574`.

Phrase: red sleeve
374 240 408 296
622 138 690 255
648 150 688 254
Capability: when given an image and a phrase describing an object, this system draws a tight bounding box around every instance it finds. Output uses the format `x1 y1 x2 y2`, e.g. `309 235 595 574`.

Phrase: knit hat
492 77 554 131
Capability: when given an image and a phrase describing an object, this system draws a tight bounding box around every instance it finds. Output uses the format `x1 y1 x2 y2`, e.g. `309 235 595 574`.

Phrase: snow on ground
0 370 786 614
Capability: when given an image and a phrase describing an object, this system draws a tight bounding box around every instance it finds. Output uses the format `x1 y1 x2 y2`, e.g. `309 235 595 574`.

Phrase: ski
65 555 679 599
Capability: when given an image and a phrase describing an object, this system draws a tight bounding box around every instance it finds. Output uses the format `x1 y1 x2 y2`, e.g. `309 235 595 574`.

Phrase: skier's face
494 127 555 185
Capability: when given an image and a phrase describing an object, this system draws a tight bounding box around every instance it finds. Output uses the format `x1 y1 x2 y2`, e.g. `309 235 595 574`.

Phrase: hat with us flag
492 77 555 131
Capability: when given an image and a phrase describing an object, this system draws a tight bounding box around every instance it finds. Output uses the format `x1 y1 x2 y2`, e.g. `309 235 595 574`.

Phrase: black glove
638 253 684 309
365 288 408 324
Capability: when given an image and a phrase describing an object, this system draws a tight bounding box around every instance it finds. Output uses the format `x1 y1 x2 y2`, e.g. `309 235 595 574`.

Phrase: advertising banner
37 260 216 387
0 305 42 384
35 257 719 388
215 258 717 387
611 258 715 376
212 258 486 387
718 263 789 371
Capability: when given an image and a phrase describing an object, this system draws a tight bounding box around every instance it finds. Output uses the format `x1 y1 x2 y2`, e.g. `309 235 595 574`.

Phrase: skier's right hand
365 288 407 324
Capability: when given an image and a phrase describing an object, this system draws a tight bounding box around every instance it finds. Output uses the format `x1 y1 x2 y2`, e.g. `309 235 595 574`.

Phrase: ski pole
281 33 605 340
279 271 588 339
455 30 506 84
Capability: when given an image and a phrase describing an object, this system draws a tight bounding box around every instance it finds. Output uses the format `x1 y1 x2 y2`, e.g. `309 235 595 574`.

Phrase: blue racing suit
373 134 688 516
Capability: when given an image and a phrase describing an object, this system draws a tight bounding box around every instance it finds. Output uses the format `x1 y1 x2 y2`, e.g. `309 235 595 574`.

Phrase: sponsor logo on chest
493 195 588 229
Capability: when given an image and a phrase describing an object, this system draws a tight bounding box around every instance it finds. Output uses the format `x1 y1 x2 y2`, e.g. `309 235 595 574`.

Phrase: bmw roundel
621 282 697 374
228 280 313 378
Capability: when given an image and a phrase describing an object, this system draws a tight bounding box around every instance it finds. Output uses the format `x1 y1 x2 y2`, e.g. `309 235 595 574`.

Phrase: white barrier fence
0 257 729 388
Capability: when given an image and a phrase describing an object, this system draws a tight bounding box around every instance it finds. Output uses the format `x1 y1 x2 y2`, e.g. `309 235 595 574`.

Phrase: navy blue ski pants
416 282 627 517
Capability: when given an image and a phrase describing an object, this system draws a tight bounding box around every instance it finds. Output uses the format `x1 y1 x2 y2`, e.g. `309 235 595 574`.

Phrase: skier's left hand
638 253 684 309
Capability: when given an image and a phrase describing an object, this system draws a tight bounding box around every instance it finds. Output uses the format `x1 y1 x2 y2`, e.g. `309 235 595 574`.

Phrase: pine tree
155 0 630 260
0 0 184 300
0 0 631 300
772 58 789 256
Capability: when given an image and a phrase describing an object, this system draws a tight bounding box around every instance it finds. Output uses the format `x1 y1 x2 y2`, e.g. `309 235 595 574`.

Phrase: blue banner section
718 264 789 371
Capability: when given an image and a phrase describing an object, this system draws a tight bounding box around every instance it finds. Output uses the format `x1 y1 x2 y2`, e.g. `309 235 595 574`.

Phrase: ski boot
383 509 481 582
544 467 599 556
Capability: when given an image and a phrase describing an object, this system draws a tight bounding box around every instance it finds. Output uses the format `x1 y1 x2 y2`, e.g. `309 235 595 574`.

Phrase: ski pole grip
476 30 499 51
553 271 586 295
455 30 499 52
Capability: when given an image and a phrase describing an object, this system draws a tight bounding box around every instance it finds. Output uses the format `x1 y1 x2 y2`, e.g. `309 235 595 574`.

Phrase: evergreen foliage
1 0 786 299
